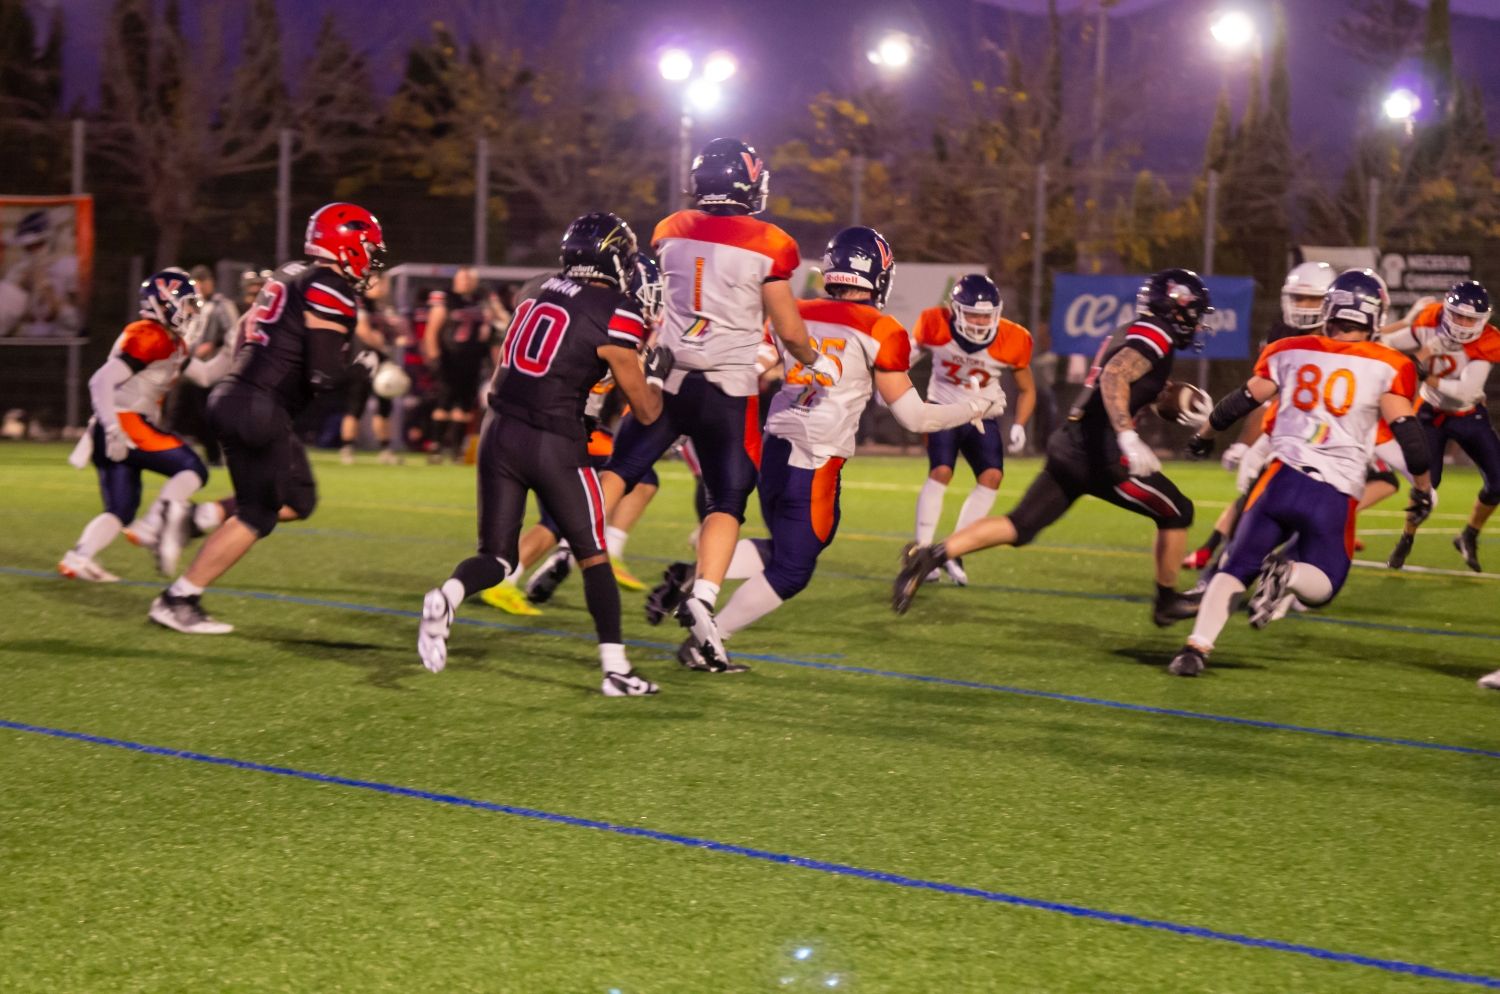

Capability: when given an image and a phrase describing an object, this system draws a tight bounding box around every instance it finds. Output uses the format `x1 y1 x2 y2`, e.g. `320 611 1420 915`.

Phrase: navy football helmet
1439 280 1492 347
139 267 201 333
689 137 769 215
630 254 664 327
949 274 1002 347
821 226 894 309
1136 268 1212 349
1319 268 1389 336
560 212 638 290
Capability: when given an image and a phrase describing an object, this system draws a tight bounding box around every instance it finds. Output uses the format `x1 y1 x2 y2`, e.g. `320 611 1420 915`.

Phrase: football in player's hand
1154 381 1213 428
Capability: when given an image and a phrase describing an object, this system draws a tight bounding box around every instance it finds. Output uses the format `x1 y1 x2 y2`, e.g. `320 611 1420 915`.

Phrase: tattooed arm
1098 347 1153 434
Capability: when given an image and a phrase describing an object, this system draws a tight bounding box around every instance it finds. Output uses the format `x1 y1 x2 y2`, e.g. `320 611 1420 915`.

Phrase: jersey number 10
504 299 570 377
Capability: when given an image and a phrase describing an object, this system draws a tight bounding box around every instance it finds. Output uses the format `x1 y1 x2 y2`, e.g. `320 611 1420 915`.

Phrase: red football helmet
304 202 386 288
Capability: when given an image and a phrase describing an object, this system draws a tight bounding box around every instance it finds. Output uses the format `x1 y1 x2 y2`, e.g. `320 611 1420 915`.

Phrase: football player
911 274 1035 586
601 137 837 667
418 213 673 697
1381 280 1500 571
893 269 1209 625
1172 269 1434 675
148 203 385 634
59 270 214 582
339 271 405 465
421 267 505 462
677 227 1001 670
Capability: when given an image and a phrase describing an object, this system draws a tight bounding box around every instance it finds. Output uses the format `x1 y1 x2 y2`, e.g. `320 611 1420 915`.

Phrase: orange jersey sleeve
1463 326 1500 362
913 307 951 348
871 315 912 372
119 320 177 364
1412 302 1443 329
652 212 800 279
987 319 1033 368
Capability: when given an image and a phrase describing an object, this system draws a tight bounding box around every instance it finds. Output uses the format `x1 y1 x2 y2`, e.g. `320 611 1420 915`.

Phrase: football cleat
676 636 749 674
677 597 736 672
339 444 356 465
944 557 969 586
155 500 191 576
645 561 695 626
1168 645 1207 677
124 502 164 551
1182 546 1213 570
376 448 402 465
149 591 233 634
1478 669 1500 690
611 559 646 591
1455 528 1483 573
1152 586 1202 628
1247 554 1294 629
892 543 945 615
417 588 454 673
524 547 573 604
480 583 541 616
602 668 660 697
58 550 119 583
1387 533 1414 570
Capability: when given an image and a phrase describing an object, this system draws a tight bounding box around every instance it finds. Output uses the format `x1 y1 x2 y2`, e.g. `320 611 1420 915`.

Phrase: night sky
36 0 1500 184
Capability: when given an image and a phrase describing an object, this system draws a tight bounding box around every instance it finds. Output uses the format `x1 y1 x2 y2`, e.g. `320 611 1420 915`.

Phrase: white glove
1117 429 1161 477
1220 441 1248 472
353 349 380 376
103 422 135 462
1008 422 1027 454
809 353 843 387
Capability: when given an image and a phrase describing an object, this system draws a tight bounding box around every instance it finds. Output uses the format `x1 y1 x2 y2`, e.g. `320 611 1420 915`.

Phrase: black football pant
207 383 317 537
475 414 607 570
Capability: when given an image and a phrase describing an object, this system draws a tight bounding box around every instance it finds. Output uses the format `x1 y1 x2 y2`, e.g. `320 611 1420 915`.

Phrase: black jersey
1068 318 1178 445
428 289 491 361
226 261 358 414
488 276 647 442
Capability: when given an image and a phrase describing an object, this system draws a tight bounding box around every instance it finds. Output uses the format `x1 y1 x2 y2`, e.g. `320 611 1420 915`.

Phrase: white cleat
148 591 233 634
124 503 163 552
601 668 659 697
1248 554 1295 630
58 550 119 583
418 588 454 673
677 596 730 671
925 568 942 584
156 500 191 576
1478 669 1500 691
944 557 969 586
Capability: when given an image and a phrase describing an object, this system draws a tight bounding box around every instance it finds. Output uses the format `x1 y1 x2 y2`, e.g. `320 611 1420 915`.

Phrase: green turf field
2 441 1497 993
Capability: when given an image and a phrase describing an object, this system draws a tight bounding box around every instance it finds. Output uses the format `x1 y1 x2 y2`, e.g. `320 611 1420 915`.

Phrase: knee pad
639 466 660 489
1159 502 1194 531
237 503 280 537
1480 488 1500 508
283 483 318 522
704 488 750 523
1367 468 1399 489
764 559 816 601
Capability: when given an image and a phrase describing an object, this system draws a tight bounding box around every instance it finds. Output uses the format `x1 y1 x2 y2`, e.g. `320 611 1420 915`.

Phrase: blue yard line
2 717 1496 990
4 565 1497 760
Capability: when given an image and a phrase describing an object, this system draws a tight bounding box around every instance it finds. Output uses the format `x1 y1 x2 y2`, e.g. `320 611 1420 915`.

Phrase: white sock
692 578 721 607
193 501 226 532
717 573 785 639
1288 563 1334 606
599 642 630 675
605 526 628 560
168 576 204 598
956 484 1000 532
915 478 948 544
440 578 466 609
1187 573 1246 653
725 539 767 580
158 469 201 504
75 513 122 558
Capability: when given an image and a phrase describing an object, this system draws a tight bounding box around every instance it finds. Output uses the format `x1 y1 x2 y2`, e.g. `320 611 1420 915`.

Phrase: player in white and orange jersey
1172 269 1434 677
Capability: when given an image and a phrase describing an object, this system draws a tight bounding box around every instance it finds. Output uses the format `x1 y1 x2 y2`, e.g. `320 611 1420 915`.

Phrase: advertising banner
1049 273 1254 359
0 195 93 338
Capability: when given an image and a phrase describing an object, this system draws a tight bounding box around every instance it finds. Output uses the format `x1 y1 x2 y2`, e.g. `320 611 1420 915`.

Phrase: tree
1331 0 1423 68
0 0 66 193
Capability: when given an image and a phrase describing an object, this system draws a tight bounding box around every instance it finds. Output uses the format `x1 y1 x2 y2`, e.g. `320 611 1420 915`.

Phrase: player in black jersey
418 212 674 697
148 202 386 634
894 269 1209 626
421 267 503 461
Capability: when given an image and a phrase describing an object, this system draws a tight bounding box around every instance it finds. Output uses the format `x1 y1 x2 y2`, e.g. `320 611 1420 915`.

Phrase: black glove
1405 487 1434 526
644 345 674 388
1185 433 1216 461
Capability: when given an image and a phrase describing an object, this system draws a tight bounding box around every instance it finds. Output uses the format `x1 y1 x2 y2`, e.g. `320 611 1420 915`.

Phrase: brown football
1154 381 1213 427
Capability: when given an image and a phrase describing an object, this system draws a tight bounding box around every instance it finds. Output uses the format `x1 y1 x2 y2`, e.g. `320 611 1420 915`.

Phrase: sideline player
148 203 385 633
1381 281 1500 571
59 270 213 581
911 274 1034 585
417 213 672 696
893 269 1210 625
601 137 836 669
422 267 504 461
677 227 1002 669
1170 268 1433 675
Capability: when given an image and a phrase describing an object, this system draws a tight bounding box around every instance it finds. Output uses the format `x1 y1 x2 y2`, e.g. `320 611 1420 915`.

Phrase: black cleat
892 543 946 615
1168 645 1207 677
1454 528 1483 573
524 548 572 604
1152 588 1201 628
644 561 695 626
1387 533 1414 570
676 637 749 674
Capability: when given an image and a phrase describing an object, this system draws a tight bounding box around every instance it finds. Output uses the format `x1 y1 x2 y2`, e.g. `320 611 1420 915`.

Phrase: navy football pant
926 418 1004 475
1421 404 1500 505
1219 460 1354 600
746 433 843 601
90 417 207 525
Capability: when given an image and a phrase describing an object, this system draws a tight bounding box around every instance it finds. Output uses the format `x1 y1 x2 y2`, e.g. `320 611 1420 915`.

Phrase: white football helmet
1281 261 1336 330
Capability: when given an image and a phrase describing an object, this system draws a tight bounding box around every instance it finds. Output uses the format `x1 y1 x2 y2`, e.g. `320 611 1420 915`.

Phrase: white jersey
652 210 800 397
1384 302 1500 414
105 319 187 418
912 307 1032 407
1256 335 1416 499
765 298 911 469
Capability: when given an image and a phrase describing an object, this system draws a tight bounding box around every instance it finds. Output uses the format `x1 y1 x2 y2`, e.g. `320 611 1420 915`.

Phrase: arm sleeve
182 347 233 387
1432 360 1490 407
306 326 351 392
887 387 977 434
1383 327 1420 353
1388 415 1431 478
88 357 136 430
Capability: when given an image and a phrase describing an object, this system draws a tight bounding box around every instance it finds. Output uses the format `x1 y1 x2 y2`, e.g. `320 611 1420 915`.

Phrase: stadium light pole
660 49 736 210
855 32 915 226
1086 1 1119 272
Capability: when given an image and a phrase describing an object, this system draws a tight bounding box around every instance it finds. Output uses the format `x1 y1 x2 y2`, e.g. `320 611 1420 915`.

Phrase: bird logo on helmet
1318 268 1389 336
560 212 639 290
820 226 895 309
1281 261 1336 330
1136 268 1212 349
689 137 770 215
139 267 201 333
949 273 1002 348
305 202 386 290
1438 280 1492 347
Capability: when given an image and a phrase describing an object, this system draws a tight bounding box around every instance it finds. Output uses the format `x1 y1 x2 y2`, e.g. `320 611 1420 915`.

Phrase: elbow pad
1388 415 1430 478
1209 387 1260 433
